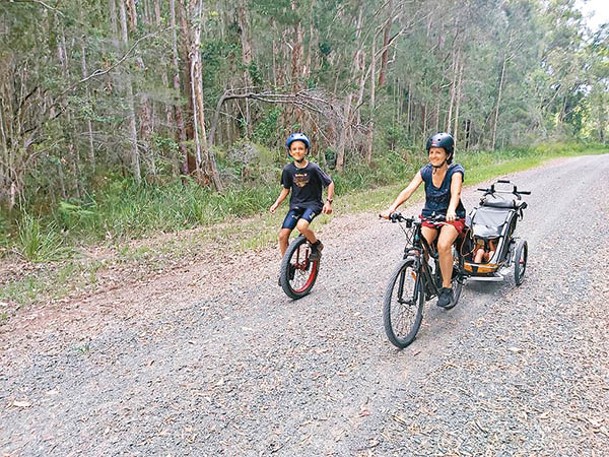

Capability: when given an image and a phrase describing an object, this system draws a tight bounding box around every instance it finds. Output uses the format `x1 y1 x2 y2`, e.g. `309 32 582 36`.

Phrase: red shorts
421 218 466 236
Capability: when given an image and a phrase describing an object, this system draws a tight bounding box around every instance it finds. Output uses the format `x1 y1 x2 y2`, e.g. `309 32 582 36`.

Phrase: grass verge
0 147 605 315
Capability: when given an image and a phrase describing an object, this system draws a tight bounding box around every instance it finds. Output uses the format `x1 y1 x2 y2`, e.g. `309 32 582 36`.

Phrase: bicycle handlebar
383 212 460 225
477 179 531 198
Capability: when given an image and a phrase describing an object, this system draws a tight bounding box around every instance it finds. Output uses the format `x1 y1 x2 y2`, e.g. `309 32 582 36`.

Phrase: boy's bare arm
270 188 290 213
322 182 335 214
326 181 335 201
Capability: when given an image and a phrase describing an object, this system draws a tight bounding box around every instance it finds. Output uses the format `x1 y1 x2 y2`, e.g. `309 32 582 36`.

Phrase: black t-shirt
281 161 333 211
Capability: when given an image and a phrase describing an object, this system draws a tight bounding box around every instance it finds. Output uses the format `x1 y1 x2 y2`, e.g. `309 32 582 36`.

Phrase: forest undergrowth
0 143 604 319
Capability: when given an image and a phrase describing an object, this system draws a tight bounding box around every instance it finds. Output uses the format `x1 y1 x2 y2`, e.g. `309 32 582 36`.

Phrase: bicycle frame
399 217 448 300
383 213 465 348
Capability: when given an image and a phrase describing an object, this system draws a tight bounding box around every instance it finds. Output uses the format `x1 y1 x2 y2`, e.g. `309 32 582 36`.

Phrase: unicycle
279 235 320 299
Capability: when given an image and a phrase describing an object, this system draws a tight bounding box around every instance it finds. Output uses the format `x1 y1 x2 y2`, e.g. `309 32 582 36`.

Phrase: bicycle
383 213 466 349
279 235 320 299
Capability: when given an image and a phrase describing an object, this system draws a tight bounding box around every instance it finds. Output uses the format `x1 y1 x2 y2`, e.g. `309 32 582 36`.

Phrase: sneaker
437 287 454 308
309 240 324 261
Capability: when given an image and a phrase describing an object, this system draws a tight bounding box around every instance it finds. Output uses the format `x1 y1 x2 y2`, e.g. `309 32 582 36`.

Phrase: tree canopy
0 0 606 212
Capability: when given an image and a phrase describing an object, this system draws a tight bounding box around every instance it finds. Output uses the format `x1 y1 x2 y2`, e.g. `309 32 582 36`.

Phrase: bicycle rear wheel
279 236 319 299
383 258 424 348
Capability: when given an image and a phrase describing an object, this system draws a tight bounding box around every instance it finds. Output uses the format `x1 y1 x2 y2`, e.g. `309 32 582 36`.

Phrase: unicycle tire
279 236 319 299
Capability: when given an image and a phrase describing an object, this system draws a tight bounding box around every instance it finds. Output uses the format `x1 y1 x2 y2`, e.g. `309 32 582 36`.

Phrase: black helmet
426 132 455 163
285 133 311 153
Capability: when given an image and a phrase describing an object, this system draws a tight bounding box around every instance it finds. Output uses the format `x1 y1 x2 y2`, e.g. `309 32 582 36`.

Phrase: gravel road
2 155 609 456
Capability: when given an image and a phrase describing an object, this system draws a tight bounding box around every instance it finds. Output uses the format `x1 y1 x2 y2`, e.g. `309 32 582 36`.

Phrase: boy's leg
295 218 317 244
474 248 484 263
279 208 301 257
278 228 292 257
296 209 324 260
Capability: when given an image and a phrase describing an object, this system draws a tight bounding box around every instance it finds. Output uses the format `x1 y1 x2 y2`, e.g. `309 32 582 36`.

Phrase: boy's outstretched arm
322 181 335 214
270 188 290 213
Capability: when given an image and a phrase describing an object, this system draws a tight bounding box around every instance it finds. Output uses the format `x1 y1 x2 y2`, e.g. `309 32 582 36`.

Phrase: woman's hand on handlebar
379 209 395 220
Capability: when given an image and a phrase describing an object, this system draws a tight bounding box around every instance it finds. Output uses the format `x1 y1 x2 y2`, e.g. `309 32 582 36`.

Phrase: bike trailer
463 194 527 278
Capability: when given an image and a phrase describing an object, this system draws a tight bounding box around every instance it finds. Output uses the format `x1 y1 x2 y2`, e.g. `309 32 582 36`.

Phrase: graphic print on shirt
293 172 310 188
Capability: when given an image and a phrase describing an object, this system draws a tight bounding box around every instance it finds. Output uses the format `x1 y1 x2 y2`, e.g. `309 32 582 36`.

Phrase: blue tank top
420 163 466 218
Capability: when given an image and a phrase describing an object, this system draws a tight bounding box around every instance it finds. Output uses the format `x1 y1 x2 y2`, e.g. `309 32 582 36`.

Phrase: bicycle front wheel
279 236 319 300
383 258 424 349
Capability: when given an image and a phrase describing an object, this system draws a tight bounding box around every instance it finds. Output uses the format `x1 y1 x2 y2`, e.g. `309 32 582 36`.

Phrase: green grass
1 144 605 310
17 213 73 262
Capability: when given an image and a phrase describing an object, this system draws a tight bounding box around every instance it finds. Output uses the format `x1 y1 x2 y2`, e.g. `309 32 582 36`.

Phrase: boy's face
289 140 308 163
428 147 449 167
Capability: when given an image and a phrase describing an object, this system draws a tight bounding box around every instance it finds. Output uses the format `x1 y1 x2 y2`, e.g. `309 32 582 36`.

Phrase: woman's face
428 147 449 167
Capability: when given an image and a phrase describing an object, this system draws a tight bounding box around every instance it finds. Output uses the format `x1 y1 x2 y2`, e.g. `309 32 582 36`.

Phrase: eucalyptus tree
537 0 588 138
0 1 110 210
583 24 609 142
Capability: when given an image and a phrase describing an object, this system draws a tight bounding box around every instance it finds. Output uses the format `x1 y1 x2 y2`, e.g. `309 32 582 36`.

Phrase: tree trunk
378 0 394 87
446 45 459 133
336 1 365 170
290 0 304 93
155 0 174 132
136 2 154 177
335 93 352 172
452 50 464 142
237 0 253 137
118 0 142 183
366 37 376 164
492 55 507 151
188 0 222 190
170 0 190 175
80 41 96 168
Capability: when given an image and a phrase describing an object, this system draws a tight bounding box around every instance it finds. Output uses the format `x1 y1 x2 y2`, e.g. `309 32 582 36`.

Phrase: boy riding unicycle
269 133 335 298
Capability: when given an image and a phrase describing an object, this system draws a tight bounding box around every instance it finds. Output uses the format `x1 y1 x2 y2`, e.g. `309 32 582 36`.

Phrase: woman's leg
437 225 459 288
421 226 438 246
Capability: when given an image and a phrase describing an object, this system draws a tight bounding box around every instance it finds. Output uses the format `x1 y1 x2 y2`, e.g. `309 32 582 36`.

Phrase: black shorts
281 206 320 230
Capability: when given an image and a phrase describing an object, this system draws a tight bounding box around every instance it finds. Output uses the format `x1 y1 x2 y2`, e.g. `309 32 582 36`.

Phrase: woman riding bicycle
381 132 466 308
